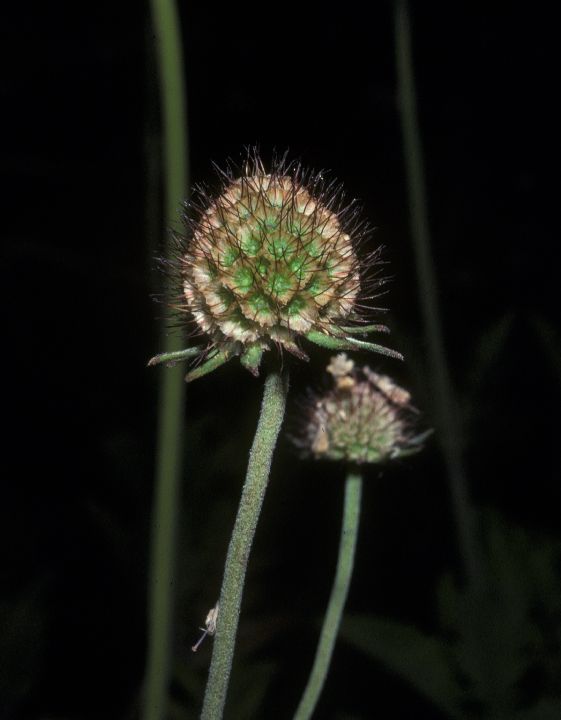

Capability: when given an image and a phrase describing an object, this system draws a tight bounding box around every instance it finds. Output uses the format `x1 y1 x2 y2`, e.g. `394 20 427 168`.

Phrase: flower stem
293 471 362 720
144 1 189 719
394 0 480 587
201 370 289 720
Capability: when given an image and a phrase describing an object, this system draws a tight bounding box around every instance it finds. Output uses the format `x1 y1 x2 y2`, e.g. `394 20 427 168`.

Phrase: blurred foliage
531 316 561 390
341 510 561 719
461 312 514 435
0 578 49 717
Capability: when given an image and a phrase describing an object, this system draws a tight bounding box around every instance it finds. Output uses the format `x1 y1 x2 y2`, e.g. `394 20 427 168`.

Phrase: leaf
437 511 561 715
340 615 461 719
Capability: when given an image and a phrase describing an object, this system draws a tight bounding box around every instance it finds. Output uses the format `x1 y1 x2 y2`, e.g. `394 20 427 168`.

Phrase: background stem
394 0 480 586
293 471 362 720
144 1 189 718
201 370 289 720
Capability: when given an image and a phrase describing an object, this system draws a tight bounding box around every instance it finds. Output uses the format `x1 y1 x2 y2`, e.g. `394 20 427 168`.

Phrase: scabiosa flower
149 150 403 381
296 354 428 464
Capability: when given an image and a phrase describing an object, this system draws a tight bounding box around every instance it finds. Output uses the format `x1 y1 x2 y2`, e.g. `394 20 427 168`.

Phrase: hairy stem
293 471 362 720
201 370 289 720
394 0 480 586
144 1 189 719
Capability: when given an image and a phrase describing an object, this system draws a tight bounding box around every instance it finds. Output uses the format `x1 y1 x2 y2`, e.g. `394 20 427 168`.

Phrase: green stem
144 1 189 719
293 471 362 720
201 370 289 720
394 0 480 586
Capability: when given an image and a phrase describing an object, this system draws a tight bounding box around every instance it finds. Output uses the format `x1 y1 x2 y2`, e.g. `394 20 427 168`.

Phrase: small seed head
296 354 426 464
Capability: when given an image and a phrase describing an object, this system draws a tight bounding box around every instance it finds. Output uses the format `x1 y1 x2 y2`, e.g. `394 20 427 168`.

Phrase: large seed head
181 163 362 364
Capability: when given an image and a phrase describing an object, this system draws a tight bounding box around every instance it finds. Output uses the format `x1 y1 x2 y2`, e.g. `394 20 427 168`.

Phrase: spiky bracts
149 151 403 381
295 354 427 464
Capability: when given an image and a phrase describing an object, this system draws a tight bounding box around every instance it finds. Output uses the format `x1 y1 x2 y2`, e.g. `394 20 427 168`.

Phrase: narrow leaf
341 615 461 719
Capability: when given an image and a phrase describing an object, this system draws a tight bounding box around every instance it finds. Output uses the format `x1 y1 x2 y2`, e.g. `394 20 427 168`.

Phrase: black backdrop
3 2 560 719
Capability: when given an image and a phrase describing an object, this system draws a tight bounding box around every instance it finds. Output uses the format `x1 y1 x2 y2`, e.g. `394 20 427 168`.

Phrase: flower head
294 354 427 464
150 151 403 381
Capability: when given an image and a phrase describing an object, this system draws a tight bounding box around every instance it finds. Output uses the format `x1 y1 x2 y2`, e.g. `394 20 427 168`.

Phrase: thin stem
293 471 362 720
394 0 480 586
201 370 289 720
144 1 189 719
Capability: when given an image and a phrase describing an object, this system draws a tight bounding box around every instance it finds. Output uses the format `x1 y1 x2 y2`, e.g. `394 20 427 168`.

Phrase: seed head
151 150 403 381
295 354 427 464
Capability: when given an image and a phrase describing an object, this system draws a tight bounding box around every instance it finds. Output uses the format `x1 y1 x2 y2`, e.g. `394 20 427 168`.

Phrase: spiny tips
151 149 401 381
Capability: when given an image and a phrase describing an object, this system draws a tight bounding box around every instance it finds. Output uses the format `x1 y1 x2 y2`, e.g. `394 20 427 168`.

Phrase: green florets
182 172 360 369
147 153 403 381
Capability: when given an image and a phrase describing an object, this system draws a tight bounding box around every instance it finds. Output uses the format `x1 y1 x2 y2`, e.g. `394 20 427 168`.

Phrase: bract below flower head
150 150 403 382
295 354 427 464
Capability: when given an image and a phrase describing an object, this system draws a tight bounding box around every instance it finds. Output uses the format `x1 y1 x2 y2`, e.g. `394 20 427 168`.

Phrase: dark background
3 2 560 719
